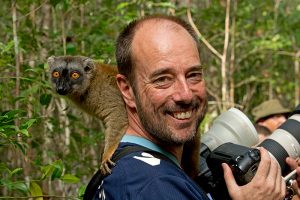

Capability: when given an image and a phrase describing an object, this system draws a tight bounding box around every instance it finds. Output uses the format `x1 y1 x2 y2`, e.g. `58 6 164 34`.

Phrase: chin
173 130 195 143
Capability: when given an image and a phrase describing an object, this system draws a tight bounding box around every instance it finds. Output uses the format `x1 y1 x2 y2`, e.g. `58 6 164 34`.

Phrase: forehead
51 57 84 68
131 19 200 74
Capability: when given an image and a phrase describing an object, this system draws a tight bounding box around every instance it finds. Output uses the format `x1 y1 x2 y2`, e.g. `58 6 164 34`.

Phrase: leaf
30 181 43 200
51 160 63 180
61 174 80 183
12 182 29 194
40 94 52 106
12 141 26 155
41 164 55 180
66 43 76 55
10 168 23 176
51 166 63 180
116 2 130 10
19 129 30 137
0 163 10 172
77 185 86 198
41 160 64 180
0 40 14 54
20 119 37 129
1 110 24 123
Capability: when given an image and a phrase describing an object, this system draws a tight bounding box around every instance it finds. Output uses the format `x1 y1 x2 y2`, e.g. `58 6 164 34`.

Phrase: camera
196 104 300 199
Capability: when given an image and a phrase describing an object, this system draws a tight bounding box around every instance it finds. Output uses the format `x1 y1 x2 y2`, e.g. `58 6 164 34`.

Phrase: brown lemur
48 55 128 175
48 55 200 179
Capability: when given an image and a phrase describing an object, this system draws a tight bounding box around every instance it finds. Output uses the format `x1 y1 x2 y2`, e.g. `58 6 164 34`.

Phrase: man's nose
172 80 193 103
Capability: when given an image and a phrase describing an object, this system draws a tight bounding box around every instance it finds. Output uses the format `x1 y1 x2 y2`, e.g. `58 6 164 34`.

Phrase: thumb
222 163 238 194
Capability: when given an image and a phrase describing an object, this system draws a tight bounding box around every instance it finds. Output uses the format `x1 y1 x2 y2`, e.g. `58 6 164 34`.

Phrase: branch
206 87 222 112
186 7 222 60
17 0 47 21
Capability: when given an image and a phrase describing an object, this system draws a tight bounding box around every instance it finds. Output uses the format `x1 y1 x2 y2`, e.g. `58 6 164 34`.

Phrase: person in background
91 15 300 200
254 124 272 143
252 99 291 132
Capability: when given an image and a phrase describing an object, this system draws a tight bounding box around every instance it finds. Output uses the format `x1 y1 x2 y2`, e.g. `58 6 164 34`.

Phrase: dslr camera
196 104 300 199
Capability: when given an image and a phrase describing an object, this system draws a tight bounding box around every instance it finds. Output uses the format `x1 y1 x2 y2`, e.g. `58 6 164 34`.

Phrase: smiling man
93 15 286 200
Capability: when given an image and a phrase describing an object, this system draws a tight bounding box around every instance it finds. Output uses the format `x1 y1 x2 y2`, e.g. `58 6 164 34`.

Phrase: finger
297 167 300 176
292 180 299 195
222 163 239 195
286 180 300 199
270 158 284 198
253 147 271 180
280 176 286 199
275 164 283 193
281 178 287 199
296 167 300 184
286 157 298 170
269 157 280 180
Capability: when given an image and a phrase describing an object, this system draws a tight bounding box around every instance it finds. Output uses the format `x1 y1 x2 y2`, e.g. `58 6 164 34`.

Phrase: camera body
197 143 261 199
207 143 260 186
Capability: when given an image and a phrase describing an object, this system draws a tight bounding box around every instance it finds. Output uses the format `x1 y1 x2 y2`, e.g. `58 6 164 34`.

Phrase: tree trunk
221 0 230 110
229 0 237 108
80 4 85 54
11 0 22 173
12 0 20 113
295 51 300 106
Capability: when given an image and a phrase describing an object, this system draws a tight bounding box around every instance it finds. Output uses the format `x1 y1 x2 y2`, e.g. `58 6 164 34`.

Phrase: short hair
115 14 201 84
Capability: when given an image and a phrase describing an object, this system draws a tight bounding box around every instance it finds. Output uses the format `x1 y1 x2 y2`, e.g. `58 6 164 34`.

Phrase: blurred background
1 0 300 199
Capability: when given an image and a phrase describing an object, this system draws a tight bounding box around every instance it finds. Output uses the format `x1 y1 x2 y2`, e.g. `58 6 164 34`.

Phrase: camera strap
83 145 175 200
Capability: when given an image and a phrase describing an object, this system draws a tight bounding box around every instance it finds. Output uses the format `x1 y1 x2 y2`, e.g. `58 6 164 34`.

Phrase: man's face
130 21 207 145
258 114 287 132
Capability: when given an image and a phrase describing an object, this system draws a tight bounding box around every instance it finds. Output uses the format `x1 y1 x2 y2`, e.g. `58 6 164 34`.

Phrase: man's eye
71 72 80 79
155 76 170 82
187 72 203 82
52 71 60 78
153 76 173 87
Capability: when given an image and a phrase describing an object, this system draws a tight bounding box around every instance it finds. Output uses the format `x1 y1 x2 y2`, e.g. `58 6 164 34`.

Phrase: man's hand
286 157 300 200
222 147 286 200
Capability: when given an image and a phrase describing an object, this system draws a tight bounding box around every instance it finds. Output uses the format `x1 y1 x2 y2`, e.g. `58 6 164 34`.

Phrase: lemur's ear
82 58 95 72
47 56 56 67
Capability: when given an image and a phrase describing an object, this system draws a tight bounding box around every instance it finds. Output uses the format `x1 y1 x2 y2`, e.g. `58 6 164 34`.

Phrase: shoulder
99 144 210 200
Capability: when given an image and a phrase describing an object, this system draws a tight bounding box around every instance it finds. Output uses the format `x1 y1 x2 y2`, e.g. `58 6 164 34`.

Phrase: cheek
193 81 206 98
71 78 85 90
142 88 168 109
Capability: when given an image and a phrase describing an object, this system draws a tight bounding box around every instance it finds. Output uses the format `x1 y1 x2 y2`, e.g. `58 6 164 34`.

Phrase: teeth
173 111 192 119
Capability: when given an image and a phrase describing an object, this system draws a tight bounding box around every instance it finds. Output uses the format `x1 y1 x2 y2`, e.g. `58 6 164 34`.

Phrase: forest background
1 0 300 199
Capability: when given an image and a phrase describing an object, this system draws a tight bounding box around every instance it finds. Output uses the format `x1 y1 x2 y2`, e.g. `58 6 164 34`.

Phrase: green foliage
29 181 43 200
0 0 299 198
0 109 35 153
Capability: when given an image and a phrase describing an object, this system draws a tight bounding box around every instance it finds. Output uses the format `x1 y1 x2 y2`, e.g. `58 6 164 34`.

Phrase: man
94 15 287 199
252 99 291 132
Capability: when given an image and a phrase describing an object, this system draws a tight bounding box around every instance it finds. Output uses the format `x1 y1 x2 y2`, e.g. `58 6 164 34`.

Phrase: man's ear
116 74 136 109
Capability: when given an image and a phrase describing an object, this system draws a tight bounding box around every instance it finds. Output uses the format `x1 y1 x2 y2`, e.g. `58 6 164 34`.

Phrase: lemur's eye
52 71 60 78
71 72 80 79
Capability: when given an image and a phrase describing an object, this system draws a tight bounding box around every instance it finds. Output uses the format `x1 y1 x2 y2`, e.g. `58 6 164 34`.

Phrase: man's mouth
172 111 192 120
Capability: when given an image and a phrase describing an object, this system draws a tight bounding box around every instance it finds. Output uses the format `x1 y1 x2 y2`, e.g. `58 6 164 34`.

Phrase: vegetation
0 0 299 199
